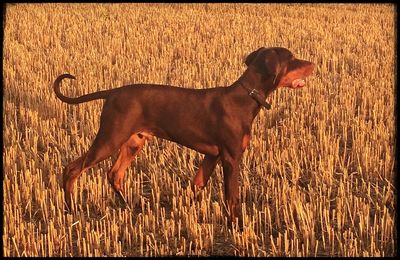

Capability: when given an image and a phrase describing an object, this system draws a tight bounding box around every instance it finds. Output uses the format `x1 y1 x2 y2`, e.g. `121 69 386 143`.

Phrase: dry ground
2 3 396 256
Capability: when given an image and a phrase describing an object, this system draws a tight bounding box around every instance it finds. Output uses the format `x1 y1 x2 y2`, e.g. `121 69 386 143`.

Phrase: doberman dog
54 47 315 226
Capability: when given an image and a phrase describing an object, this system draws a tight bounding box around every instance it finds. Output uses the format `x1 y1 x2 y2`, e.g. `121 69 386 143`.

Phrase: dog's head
245 47 315 89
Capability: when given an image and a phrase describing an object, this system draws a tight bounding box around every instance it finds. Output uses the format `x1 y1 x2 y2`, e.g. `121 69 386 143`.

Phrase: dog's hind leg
106 133 148 207
63 109 136 212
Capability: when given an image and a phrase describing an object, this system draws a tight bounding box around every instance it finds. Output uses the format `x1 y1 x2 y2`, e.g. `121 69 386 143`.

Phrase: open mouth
291 78 305 88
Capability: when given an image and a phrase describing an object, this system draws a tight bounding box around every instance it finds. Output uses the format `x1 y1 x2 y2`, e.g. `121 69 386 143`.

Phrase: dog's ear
244 47 265 66
246 48 280 77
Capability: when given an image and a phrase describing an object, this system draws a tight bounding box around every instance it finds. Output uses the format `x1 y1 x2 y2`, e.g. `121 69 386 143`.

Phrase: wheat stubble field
2 3 396 257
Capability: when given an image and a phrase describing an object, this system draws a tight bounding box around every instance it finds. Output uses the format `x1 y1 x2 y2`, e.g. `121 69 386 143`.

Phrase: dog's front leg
221 152 243 229
192 155 219 193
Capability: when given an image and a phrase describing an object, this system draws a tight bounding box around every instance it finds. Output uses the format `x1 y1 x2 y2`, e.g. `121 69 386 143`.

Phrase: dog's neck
237 82 272 110
234 67 277 109
237 67 277 97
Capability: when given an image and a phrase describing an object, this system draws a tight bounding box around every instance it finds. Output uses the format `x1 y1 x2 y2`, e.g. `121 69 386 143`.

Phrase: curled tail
53 74 112 104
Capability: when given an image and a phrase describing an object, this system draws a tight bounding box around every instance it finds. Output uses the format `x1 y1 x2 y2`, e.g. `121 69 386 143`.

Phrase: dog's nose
306 62 316 74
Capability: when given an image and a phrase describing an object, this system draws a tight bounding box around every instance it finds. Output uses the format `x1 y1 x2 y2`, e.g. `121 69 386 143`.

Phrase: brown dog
54 47 315 225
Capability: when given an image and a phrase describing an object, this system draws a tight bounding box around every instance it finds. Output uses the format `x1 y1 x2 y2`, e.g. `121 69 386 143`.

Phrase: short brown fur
54 47 315 226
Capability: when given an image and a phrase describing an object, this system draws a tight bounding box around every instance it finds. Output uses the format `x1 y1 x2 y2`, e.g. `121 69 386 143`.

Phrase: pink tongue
292 79 305 88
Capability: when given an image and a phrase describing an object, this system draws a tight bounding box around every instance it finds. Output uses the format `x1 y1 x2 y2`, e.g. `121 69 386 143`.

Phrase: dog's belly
172 140 219 157
139 129 219 157
124 85 223 157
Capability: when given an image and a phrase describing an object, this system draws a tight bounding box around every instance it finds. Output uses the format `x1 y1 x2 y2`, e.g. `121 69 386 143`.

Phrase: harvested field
2 3 396 256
